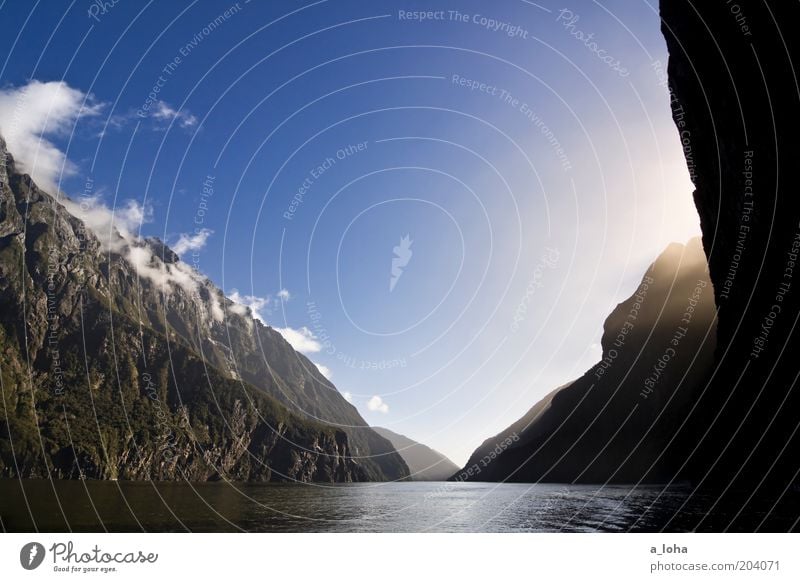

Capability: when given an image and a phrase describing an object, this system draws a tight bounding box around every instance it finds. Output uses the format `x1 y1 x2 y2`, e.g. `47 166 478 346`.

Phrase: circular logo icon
19 542 45 570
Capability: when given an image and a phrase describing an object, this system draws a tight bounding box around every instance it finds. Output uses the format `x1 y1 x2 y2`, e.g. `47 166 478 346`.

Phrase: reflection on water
0 480 797 532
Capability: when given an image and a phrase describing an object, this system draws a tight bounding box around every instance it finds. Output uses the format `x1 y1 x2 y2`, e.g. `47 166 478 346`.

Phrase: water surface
0 479 796 532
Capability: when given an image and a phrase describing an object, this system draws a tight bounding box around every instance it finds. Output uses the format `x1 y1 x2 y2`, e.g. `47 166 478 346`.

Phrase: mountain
455 238 717 483
661 0 800 492
0 137 408 482
372 427 459 481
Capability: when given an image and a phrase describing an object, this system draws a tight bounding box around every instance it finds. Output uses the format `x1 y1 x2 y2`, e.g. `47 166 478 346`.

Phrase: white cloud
227 300 250 318
152 101 197 129
172 228 212 257
0 80 102 192
127 243 202 293
367 395 389 414
342 391 352 402
60 195 212 301
116 199 150 230
100 102 197 136
275 326 322 354
208 293 225 322
226 290 324 357
313 362 332 380
227 289 271 323
61 196 152 251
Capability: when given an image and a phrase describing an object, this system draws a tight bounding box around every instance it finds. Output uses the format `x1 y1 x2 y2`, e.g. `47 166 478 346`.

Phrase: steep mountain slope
0 137 408 481
661 0 800 492
456 239 717 483
372 427 459 481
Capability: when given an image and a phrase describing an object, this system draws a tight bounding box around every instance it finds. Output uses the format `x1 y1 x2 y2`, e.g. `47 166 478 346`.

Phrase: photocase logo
20 542 45 570
389 235 413 292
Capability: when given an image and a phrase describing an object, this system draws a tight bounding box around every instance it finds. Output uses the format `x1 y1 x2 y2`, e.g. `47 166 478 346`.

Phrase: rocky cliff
0 137 408 482
455 239 717 483
661 0 800 490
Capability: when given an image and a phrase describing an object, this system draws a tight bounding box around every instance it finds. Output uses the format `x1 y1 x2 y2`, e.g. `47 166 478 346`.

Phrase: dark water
0 479 797 532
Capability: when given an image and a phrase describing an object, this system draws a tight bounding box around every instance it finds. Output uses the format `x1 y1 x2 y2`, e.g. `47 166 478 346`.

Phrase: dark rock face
661 0 800 491
455 239 717 483
0 137 408 482
372 427 459 481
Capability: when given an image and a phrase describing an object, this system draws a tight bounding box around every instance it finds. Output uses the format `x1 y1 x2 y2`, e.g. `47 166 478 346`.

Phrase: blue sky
0 0 699 465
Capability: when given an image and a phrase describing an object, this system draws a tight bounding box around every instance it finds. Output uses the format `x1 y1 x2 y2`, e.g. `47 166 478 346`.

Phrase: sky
0 0 699 466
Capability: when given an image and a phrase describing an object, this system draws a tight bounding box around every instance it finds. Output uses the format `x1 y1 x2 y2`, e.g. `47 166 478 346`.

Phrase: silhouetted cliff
661 0 800 491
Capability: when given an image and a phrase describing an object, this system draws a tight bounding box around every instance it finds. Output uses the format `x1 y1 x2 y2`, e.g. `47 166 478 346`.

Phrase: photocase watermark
43 178 98 398
306 300 407 370
283 142 368 221
425 432 520 500
137 2 244 118
398 10 529 39
726 0 753 37
671 91 697 183
555 8 629 77
74 176 95 254
510 247 560 332
20 540 158 573
45 238 65 397
87 0 122 23
594 273 654 379
651 60 669 91
640 279 708 399
390 235 413 292
49 541 158 574
188 174 215 273
142 372 180 462
719 150 754 301
5 82 30 139
20 542 46 570
750 221 800 360
451 75 572 171
450 10 530 39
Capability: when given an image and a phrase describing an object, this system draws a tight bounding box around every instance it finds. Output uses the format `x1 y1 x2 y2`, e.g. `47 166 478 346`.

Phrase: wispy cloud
0 80 102 192
101 100 198 136
172 228 213 257
152 101 197 129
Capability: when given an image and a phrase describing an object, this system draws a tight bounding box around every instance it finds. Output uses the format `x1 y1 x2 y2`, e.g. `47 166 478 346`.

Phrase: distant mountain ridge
456 238 717 483
0 137 408 482
372 427 459 481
